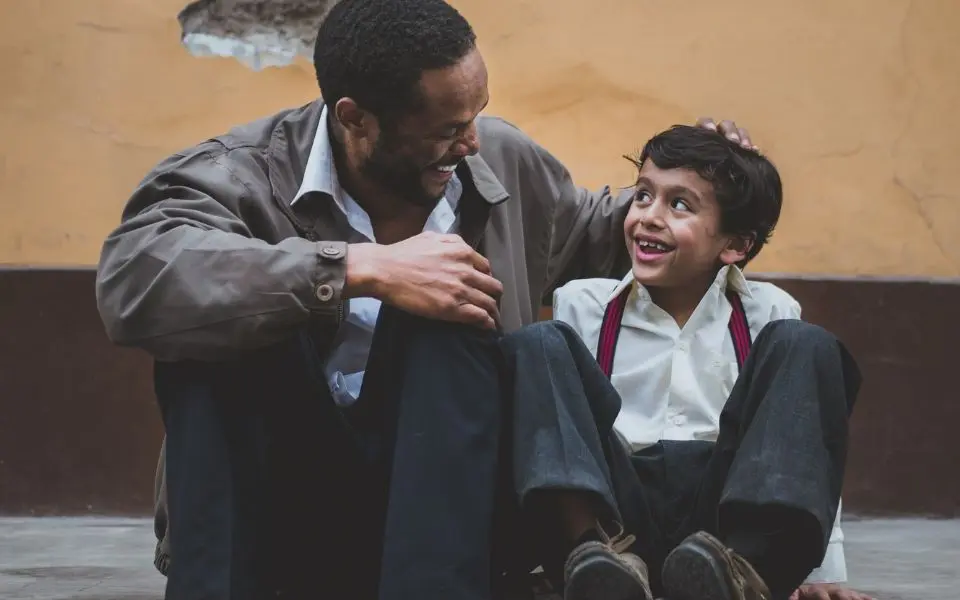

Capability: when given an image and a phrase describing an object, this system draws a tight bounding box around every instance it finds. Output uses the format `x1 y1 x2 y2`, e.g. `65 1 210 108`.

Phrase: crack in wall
177 0 337 70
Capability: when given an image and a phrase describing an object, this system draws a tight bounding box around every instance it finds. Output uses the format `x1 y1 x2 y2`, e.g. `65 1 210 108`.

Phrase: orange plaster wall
2 0 958 276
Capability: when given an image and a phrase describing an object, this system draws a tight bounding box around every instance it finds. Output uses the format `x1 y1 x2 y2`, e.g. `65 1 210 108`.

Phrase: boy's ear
719 234 754 266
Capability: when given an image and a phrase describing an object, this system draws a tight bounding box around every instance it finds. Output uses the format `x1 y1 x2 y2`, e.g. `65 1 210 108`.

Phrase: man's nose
455 122 480 156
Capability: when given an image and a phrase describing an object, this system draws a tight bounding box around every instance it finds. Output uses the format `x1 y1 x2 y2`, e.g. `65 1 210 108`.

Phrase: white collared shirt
292 106 463 406
553 265 847 583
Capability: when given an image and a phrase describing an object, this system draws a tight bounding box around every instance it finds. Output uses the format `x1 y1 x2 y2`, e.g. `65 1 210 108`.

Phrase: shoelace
599 522 637 554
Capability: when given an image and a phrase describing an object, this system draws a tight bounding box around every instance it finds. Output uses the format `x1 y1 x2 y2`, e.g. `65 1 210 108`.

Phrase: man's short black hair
629 125 783 266
314 0 477 123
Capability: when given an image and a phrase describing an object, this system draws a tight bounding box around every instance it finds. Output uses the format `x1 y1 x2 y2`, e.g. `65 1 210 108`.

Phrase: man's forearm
97 223 346 362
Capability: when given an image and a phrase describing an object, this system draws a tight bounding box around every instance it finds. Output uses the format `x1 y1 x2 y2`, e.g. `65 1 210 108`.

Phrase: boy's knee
755 319 861 398
500 319 581 353
756 319 838 352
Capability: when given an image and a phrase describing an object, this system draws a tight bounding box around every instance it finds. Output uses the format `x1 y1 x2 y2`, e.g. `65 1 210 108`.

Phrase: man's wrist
344 242 384 299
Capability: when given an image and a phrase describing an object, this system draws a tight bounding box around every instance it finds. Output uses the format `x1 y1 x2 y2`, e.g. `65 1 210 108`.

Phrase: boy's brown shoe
563 526 653 600
661 530 772 600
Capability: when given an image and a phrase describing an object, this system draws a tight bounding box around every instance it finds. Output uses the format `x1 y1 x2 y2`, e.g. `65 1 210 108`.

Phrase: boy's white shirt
552 265 847 584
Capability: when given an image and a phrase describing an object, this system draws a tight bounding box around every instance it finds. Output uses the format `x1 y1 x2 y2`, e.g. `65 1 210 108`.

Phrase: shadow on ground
0 517 956 599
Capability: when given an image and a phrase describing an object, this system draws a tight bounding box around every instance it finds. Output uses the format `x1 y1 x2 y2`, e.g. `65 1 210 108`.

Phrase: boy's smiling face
624 160 750 291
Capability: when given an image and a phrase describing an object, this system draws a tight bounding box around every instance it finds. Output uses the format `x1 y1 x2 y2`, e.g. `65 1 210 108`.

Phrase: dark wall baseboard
750 273 960 517
1 268 958 516
0 269 161 515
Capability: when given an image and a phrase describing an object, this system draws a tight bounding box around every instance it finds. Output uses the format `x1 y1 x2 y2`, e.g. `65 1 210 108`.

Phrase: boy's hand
696 117 759 151
790 583 876 600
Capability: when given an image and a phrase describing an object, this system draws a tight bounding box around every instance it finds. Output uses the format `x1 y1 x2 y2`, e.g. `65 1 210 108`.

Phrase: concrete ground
0 517 956 599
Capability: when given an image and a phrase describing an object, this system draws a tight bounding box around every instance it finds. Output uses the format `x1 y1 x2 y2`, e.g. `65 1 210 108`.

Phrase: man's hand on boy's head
790 583 876 600
696 117 759 151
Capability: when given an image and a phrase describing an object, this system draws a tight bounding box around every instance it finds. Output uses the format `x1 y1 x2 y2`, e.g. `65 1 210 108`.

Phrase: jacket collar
266 100 509 208
462 150 510 205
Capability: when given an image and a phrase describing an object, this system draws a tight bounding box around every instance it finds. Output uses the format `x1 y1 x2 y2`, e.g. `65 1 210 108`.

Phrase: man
96 0 755 598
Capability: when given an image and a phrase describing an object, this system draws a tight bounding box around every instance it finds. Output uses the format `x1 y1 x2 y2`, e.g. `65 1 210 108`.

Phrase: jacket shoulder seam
199 144 261 203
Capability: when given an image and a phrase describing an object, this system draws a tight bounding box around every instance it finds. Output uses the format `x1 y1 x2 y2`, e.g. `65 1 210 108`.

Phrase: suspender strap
725 289 751 370
596 285 752 378
596 286 631 378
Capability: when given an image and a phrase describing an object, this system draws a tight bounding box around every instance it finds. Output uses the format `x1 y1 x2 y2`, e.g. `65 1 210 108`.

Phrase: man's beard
360 139 443 208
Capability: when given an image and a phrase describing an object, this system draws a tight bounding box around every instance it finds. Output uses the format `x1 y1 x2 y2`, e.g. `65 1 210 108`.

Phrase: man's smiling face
359 47 489 207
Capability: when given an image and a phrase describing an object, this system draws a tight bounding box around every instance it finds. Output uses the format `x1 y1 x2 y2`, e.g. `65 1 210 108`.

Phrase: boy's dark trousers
154 308 625 600
606 319 862 599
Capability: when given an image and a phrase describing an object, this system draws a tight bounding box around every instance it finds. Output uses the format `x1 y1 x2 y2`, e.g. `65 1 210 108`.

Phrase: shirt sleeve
803 500 848 584
551 281 611 356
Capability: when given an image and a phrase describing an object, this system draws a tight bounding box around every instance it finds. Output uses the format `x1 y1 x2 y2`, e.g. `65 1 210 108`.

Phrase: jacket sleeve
95 146 345 362
528 140 634 296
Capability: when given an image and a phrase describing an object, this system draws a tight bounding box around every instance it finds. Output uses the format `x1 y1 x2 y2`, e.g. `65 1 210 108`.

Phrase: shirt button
677 340 689 352
315 283 335 302
320 245 344 259
672 414 687 426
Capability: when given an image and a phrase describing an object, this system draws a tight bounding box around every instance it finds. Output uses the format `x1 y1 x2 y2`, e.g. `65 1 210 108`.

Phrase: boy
552 126 868 600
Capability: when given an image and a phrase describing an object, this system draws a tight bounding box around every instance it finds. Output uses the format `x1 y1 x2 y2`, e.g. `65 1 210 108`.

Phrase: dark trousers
155 308 621 600
156 309 857 600
607 319 861 598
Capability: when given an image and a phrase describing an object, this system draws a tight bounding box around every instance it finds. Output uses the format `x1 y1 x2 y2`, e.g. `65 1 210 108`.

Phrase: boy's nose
640 203 668 229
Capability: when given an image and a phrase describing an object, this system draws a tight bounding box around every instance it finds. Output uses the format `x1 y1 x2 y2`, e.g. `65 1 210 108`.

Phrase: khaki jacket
95 100 633 573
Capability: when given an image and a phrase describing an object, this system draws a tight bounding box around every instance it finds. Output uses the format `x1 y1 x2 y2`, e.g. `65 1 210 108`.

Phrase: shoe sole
565 545 652 600
661 534 736 600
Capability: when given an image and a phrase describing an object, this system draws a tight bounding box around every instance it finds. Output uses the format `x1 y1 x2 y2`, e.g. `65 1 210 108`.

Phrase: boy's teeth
638 240 670 251
436 164 456 172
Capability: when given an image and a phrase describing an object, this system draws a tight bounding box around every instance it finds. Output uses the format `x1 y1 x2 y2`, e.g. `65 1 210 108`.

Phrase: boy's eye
671 198 691 212
634 190 653 204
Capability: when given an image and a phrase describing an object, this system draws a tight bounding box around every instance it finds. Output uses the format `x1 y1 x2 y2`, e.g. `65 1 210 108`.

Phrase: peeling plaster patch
181 31 303 70
178 0 336 70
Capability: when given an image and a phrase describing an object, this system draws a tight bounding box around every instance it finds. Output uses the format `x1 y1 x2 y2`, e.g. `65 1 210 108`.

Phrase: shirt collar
291 105 343 208
291 104 480 215
605 264 754 306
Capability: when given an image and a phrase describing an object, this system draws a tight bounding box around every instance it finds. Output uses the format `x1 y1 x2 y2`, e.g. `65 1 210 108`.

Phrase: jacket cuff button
315 284 335 302
320 245 344 259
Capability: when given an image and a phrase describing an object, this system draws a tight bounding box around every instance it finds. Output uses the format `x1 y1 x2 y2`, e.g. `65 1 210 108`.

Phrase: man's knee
384 306 499 354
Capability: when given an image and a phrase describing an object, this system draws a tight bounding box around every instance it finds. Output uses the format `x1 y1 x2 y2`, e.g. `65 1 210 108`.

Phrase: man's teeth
637 240 671 251
435 164 457 173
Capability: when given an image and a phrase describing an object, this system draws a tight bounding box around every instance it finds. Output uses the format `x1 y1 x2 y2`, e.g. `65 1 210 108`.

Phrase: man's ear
719 234 754 266
334 97 376 139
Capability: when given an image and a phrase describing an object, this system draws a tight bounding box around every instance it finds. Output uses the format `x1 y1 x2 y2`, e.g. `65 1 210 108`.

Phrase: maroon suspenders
724 291 752 371
596 285 752 378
